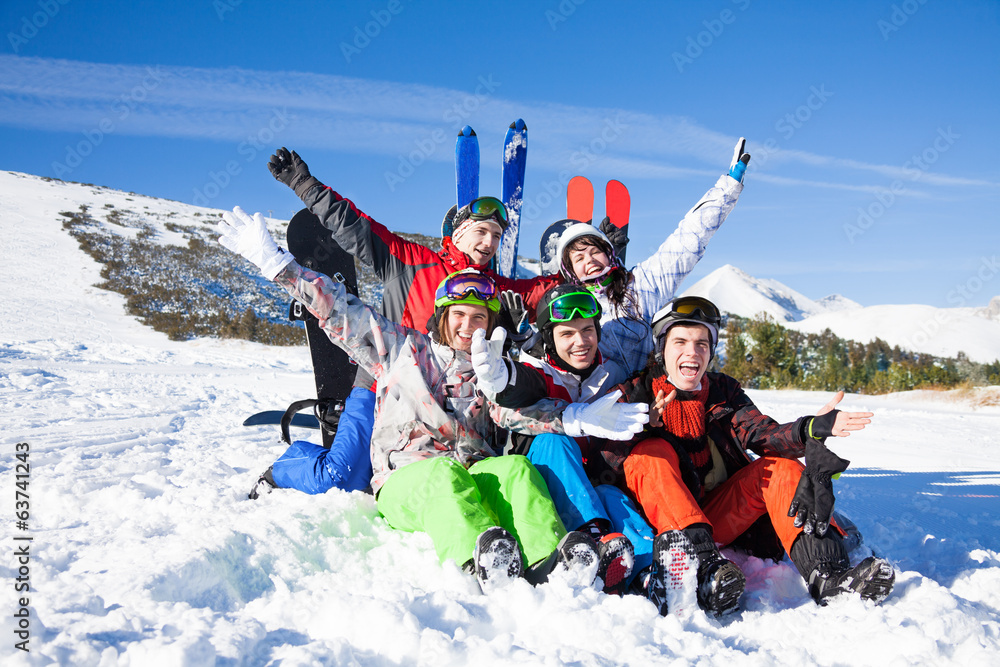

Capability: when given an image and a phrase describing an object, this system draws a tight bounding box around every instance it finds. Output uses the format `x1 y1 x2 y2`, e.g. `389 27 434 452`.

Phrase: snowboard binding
278 398 345 446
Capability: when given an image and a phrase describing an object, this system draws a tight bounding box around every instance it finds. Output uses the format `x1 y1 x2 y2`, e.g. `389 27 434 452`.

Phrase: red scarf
652 376 708 438
651 376 711 471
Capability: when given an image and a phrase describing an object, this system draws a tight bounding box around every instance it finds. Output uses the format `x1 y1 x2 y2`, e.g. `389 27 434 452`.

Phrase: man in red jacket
596 296 895 616
269 148 557 330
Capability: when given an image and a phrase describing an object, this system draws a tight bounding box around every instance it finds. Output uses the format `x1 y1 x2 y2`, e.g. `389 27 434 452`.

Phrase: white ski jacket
597 174 743 385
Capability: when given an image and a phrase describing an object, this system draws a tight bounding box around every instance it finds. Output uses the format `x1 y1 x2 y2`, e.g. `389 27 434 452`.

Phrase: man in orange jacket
594 296 895 616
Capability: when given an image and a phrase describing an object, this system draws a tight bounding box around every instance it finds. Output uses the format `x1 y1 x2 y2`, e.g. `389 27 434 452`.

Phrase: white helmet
555 223 622 283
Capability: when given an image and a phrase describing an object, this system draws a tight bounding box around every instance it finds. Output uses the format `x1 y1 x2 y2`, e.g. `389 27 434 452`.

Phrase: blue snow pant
270 386 375 494
526 433 654 582
597 485 654 580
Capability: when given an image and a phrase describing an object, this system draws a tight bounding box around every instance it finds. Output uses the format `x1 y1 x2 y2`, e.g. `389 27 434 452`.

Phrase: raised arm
630 138 750 320
217 206 413 376
268 147 437 285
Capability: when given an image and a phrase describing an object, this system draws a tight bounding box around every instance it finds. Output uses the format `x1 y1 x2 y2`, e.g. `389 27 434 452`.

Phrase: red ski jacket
301 184 558 333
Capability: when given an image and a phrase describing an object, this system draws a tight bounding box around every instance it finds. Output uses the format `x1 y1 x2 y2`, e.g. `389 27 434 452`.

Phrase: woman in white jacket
555 138 750 385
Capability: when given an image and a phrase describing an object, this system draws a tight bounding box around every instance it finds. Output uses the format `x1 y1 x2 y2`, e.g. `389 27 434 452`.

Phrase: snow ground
2 173 1000 665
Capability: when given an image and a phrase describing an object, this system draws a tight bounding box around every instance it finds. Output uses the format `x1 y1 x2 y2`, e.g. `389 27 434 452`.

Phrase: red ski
566 175 594 223
604 179 630 263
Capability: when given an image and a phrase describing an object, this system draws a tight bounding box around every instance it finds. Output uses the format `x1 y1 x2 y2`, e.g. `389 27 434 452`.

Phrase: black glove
807 410 839 440
268 147 322 199
598 216 628 261
498 290 533 345
787 439 850 537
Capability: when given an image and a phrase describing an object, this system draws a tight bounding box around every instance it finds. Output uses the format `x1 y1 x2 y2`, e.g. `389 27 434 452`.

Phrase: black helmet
651 296 722 357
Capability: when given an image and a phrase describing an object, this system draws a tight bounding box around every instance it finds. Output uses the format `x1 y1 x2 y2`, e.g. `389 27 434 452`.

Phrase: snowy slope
2 171 1000 665
683 264 1000 363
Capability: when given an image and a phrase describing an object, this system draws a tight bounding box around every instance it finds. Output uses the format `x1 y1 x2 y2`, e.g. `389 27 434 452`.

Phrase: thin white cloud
750 172 932 196
760 147 995 188
0 54 994 194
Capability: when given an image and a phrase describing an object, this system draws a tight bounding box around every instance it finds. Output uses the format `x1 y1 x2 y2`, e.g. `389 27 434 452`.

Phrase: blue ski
499 119 527 278
446 125 480 239
456 125 480 209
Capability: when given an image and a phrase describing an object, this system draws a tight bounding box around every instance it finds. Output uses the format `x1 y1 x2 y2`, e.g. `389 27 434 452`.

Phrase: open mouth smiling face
662 324 712 391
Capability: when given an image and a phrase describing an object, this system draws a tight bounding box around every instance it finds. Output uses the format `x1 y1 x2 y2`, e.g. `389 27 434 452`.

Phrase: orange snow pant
623 437 831 555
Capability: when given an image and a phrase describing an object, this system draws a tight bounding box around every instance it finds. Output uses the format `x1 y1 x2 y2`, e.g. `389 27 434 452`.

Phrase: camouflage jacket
276 261 512 493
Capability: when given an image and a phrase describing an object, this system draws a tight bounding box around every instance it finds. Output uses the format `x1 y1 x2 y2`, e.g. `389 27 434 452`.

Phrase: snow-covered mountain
681 264 859 322
3 169 1000 664
682 264 1000 363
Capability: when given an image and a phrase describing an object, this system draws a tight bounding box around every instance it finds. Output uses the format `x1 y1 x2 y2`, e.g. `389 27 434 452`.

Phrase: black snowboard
539 218 578 276
242 410 320 430
280 208 359 446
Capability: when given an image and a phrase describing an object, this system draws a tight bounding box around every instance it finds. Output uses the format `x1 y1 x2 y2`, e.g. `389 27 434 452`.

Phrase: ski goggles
651 296 722 338
547 291 601 322
434 271 501 312
669 296 721 325
453 196 509 230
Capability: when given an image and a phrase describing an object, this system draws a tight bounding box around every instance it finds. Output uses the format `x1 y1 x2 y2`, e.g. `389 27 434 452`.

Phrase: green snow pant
376 455 566 568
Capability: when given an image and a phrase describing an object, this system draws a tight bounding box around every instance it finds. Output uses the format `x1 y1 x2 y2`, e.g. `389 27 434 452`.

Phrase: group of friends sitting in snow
215 138 895 617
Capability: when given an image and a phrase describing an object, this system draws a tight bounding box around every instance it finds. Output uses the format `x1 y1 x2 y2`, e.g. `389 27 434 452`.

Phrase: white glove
728 137 750 184
471 327 509 398
218 206 295 280
563 390 649 441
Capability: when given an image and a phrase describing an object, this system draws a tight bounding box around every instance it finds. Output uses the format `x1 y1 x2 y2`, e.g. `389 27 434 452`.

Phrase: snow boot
524 531 600 587
471 527 523 592
647 525 745 617
579 519 634 595
646 529 695 616
248 467 277 500
790 530 895 605
596 532 635 596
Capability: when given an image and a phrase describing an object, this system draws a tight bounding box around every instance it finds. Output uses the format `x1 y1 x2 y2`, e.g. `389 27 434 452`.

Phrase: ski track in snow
2 171 1000 665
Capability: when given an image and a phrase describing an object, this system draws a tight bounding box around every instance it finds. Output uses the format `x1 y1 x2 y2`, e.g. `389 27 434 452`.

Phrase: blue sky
2 0 998 308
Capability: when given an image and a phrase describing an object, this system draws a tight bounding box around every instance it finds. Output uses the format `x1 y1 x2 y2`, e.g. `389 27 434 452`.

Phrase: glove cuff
293 176 323 200
728 159 748 183
804 438 851 476
808 411 839 440
562 404 583 438
259 250 296 281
